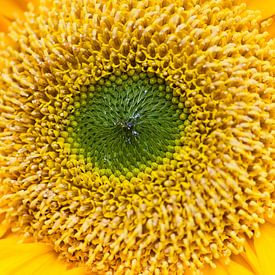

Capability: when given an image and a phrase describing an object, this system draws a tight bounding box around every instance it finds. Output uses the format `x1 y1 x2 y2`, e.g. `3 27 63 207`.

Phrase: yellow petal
0 15 11 32
239 240 261 275
200 261 228 275
245 0 275 37
253 222 275 275
265 213 275 225
0 236 87 275
201 258 255 275
0 0 40 32
267 16 275 37
245 0 275 19
0 0 25 20
224 260 255 275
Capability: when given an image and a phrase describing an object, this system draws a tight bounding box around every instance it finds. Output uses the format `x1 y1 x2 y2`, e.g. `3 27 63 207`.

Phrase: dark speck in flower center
67 72 184 175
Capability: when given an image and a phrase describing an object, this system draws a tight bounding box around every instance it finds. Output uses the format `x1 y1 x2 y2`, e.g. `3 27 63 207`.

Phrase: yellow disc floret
0 0 274 273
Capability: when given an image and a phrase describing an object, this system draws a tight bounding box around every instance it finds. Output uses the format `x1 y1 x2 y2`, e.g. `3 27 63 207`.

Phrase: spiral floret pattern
0 0 274 273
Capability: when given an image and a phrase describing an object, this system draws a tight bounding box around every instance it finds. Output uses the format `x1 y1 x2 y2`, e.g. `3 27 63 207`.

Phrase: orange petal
253 222 275 275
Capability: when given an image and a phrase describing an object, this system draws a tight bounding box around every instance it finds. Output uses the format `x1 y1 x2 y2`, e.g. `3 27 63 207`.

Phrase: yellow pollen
0 0 274 274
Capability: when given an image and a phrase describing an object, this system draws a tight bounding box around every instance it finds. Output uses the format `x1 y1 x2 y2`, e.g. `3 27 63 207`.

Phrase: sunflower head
0 0 274 273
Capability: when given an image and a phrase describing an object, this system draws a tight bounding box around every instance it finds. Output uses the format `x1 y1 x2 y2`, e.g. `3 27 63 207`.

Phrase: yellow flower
0 0 275 274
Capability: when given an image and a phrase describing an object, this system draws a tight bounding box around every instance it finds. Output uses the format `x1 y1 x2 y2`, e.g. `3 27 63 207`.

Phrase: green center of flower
67 72 183 174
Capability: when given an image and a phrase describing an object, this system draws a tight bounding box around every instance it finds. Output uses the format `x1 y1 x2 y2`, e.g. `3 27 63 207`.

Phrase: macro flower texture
0 0 275 274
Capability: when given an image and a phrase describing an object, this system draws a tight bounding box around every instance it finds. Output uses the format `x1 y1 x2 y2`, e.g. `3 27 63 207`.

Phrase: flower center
67 72 183 175
1 0 274 273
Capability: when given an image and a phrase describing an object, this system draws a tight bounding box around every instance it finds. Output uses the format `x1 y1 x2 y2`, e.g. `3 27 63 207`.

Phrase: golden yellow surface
0 0 275 275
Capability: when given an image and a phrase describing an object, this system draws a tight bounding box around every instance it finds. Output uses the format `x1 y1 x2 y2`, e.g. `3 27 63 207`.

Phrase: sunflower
0 0 275 274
